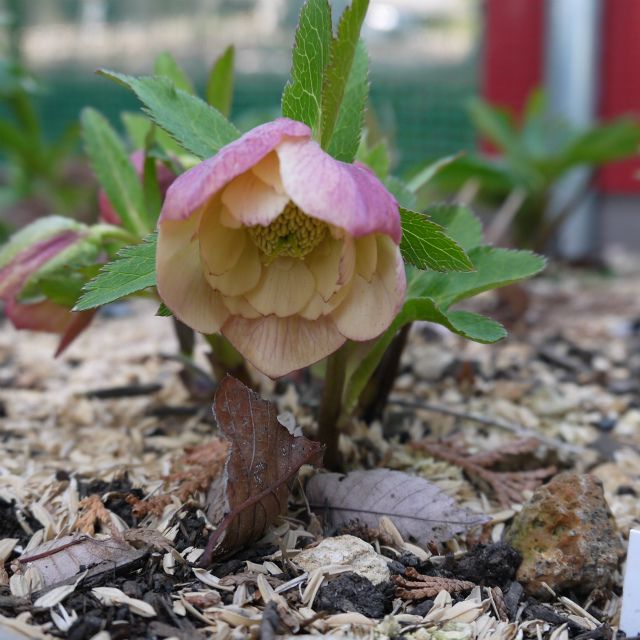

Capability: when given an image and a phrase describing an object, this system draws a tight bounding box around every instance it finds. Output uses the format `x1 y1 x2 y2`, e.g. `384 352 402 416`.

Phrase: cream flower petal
331 238 405 341
251 152 285 194
222 314 346 378
159 118 310 224
306 237 346 301
222 171 289 227
245 257 315 317
354 234 378 281
198 206 246 275
157 216 229 334
223 295 261 319
204 242 262 297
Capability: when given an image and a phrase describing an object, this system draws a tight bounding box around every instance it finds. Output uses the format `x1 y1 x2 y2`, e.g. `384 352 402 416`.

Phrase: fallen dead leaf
201 376 324 563
305 468 486 545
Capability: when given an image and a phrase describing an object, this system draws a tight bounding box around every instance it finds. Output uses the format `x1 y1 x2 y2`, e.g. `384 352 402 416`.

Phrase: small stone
506 472 623 599
412 345 455 381
294 535 390 585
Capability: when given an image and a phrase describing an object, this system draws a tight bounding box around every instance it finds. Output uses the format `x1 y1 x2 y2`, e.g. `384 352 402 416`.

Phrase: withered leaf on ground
14 535 142 589
202 376 324 564
305 469 486 546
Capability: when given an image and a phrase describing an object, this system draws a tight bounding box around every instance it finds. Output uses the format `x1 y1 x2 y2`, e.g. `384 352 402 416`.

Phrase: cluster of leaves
423 89 640 249
2 0 544 417
0 60 92 235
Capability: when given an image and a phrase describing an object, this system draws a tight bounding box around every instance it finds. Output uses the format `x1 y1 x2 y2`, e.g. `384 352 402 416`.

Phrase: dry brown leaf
201 376 324 564
393 566 476 600
415 440 556 507
14 535 140 588
305 468 486 545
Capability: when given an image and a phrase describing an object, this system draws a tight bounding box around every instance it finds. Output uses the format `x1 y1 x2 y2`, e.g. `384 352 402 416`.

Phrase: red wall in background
482 0 545 119
598 0 640 193
482 0 640 194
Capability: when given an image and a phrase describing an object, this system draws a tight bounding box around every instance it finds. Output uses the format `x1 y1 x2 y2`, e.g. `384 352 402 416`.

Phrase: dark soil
315 572 394 618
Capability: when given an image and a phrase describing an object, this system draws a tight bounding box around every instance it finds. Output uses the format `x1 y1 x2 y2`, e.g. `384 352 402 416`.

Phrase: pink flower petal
159 118 310 224
222 314 346 378
276 140 401 243
0 231 83 300
157 216 230 333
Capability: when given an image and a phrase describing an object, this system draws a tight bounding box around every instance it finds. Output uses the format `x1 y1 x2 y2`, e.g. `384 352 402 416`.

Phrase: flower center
248 201 327 260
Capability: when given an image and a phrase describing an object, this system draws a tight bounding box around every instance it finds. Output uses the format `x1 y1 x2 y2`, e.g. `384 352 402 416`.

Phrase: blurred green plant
0 59 94 228
420 89 640 251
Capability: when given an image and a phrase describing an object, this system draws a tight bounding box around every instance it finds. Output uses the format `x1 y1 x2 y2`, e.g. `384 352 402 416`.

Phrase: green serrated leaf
343 296 505 415
74 233 157 311
426 203 483 251
207 46 235 117
327 39 369 162
99 71 240 159
385 177 416 210
406 154 459 193
154 52 194 94
81 108 150 236
320 0 369 148
408 247 546 306
399 207 473 272
156 302 173 317
281 0 332 131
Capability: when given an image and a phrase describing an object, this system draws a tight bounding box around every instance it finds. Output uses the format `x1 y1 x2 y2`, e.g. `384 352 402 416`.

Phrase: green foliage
399 207 472 272
357 137 389 180
74 233 157 311
154 52 194 94
343 204 545 414
430 89 640 250
207 46 235 117
327 40 369 162
281 0 332 132
81 108 151 236
99 71 239 160
320 0 369 149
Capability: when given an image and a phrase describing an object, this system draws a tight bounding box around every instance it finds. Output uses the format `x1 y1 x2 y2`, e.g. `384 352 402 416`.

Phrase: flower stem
317 345 349 470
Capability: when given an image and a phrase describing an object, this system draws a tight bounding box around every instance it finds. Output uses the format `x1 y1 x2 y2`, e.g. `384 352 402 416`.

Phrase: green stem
317 345 349 470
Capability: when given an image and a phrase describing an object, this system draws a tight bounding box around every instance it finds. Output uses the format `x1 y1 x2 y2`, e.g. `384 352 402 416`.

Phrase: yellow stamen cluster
248 201 327 260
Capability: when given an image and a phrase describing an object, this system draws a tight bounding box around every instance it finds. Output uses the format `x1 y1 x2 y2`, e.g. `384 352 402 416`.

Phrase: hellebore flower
157 118 406 378
99 151 176 225
0 217 98 355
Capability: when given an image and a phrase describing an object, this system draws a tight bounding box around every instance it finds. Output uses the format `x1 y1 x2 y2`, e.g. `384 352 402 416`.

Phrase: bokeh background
1 0 639 253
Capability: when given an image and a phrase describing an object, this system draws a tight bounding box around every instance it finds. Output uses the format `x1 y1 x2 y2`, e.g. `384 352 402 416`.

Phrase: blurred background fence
0 0 479 174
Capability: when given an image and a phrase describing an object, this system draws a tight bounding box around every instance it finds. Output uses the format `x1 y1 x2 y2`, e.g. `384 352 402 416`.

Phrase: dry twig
393 567 475 600
414 439 556 507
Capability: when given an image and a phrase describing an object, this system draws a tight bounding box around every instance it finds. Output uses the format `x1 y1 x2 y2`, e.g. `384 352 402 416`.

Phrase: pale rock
294 535 390 585
412 345 455 382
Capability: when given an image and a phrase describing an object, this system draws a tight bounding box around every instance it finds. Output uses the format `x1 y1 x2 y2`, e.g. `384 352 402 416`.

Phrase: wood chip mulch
0 253 639 639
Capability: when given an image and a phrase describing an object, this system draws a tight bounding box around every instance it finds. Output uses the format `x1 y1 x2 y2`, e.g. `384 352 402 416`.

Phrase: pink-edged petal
159 118 310 224
5 298 72 333
245 257 315 317
204 242 261 296
251 152 285 194
222 314 345 378
276 139 401 243
198 205 246 275
221 171 289 227
157 216 229 334
331 238 405 341
55 310 97 356
0 231 83 300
